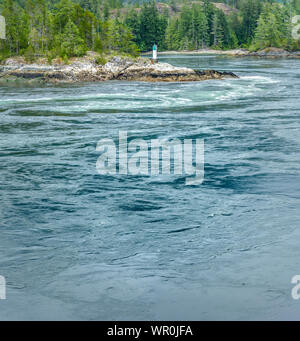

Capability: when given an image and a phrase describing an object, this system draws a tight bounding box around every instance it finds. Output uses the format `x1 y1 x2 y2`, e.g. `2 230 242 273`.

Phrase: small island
0 54 238 84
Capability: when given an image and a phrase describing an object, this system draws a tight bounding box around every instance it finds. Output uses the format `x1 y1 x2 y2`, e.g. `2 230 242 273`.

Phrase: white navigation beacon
152 43 157 61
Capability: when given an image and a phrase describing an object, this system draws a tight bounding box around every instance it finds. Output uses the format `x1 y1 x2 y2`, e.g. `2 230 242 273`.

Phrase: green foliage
0 0 299 62
165 18 180 50
1 0 29 55
24 44 35 62
292 0 300 14
138 1 167 51
239 0 262 45
59 19 86 57
252 2 297 51
95 55 107 65
0 0 139 60
165 2 236 51
124 9 141 45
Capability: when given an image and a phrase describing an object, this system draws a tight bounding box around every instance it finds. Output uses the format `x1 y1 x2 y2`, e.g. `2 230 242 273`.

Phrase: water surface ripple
0 55 300 320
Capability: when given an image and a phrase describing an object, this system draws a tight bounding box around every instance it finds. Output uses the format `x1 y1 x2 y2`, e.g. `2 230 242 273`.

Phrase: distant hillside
109 1 237 19
0 0 238 16
109 1 238 19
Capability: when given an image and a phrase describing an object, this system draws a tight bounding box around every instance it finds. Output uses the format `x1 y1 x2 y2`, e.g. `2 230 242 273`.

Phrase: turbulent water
0 55 300 320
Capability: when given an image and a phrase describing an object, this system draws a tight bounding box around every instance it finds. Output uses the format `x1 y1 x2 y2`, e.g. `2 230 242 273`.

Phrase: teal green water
0 55 300 320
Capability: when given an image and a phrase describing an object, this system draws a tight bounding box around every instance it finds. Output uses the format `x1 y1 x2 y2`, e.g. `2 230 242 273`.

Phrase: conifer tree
60 18 86 57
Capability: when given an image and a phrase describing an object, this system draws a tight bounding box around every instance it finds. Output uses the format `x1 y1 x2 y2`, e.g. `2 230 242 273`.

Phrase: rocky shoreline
0 55 238 85
148 47 300 58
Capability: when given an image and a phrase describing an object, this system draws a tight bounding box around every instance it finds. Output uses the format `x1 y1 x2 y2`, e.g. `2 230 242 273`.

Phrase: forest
0 0 299 61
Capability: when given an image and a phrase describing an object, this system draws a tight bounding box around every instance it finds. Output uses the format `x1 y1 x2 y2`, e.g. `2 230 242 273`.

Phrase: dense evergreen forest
0 0 299 62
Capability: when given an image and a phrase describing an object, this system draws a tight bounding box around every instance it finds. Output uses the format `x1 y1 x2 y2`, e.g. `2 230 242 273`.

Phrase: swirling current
0 55 300 320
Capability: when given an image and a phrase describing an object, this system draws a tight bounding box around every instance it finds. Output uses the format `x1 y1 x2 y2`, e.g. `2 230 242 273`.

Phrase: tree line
0 0 139 62
0 0 299 62
125 0 299 51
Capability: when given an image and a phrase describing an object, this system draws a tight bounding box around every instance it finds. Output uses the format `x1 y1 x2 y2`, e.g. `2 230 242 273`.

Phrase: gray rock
0 57 239 84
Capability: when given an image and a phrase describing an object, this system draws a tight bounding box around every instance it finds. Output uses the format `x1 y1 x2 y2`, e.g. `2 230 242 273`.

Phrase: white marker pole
153 44 157 62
